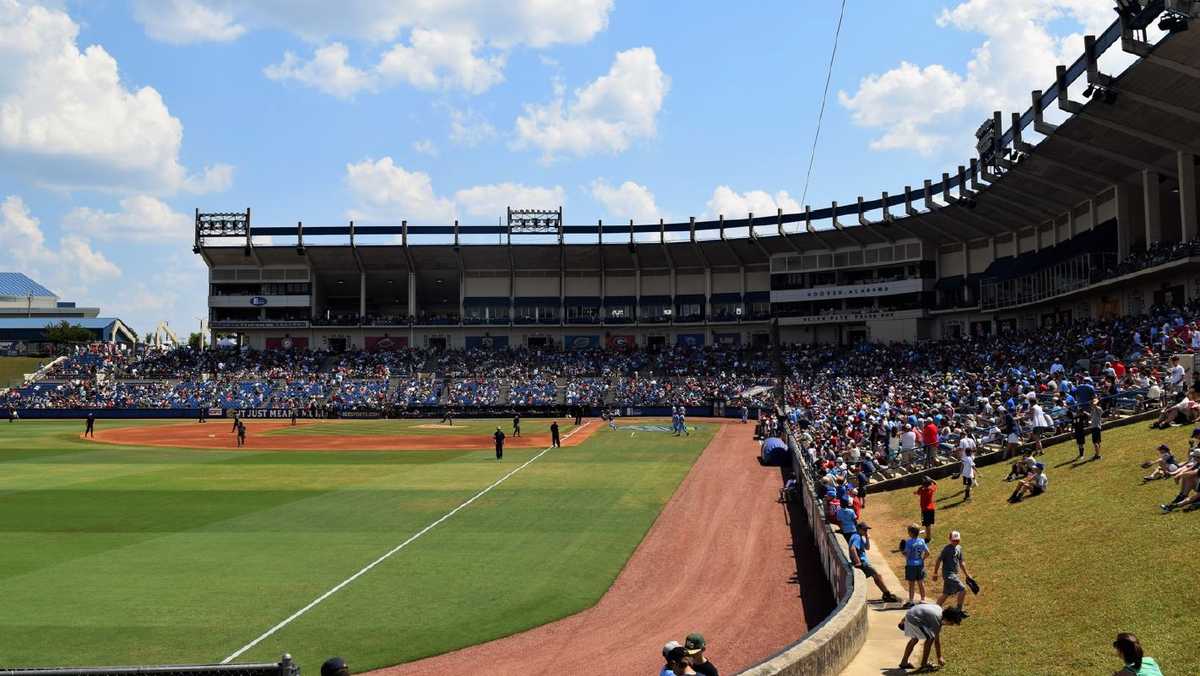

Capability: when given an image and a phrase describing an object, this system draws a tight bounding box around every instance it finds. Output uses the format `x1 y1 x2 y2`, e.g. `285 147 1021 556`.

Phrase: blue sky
0 0 1130 336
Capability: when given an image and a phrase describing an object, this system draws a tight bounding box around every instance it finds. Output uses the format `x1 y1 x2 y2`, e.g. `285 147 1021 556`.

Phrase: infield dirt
87 420 598 451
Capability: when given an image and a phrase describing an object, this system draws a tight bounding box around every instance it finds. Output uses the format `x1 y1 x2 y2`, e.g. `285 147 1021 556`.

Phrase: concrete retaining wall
736 430 868 675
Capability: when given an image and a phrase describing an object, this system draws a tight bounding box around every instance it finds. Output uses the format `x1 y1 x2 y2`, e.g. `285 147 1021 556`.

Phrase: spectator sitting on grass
1008 462 1047 503
901 524 929 608
1141 444 1178 482
1005 453 1038 482
848 522 901 604
1151 392 1200 429
1112 632 1164 676
1160 447 1200 512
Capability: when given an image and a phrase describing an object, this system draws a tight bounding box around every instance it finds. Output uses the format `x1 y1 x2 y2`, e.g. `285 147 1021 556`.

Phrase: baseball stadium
3 2 1200 675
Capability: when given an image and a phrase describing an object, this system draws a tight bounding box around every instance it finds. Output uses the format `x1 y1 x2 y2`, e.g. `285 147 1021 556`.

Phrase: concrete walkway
839 547 912 676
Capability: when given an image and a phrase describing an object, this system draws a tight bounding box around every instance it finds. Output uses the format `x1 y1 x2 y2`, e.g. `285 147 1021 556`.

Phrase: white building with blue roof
0 273 134 352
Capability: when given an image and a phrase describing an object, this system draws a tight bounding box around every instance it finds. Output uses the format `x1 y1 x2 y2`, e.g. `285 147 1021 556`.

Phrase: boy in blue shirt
901 524 930 608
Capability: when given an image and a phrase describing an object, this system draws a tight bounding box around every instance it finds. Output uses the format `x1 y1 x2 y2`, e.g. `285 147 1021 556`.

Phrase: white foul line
221 421 592 664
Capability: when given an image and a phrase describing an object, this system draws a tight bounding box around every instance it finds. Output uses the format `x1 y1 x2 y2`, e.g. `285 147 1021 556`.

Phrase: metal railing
980 252 1116 311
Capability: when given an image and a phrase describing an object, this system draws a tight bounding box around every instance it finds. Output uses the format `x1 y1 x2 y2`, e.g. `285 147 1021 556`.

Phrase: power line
800 0 848 209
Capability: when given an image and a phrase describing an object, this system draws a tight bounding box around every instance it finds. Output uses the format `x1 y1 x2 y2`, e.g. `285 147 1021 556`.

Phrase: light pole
194 317 208 350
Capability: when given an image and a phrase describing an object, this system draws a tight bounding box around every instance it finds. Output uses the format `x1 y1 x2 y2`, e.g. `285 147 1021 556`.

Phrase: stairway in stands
318 352 342 374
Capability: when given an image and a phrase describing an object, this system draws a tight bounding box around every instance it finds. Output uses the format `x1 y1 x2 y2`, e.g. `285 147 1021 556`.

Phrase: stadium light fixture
1159 11 1190 32
1114 0 1141 15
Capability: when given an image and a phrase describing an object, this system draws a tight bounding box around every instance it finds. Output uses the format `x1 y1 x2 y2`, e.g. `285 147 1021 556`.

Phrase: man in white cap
659 641 681 676
933 531 972 616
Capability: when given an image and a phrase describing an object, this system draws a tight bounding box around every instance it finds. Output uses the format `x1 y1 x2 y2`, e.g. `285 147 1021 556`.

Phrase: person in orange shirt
916 476 938 542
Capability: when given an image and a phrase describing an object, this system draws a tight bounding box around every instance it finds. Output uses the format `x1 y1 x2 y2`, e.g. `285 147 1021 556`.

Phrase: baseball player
550 420 561 448
494 427 505 461
84 412 95 438
512 413 521 437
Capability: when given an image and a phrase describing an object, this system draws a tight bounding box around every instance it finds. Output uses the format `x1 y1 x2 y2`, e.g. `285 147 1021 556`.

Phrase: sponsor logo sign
250 296 269 306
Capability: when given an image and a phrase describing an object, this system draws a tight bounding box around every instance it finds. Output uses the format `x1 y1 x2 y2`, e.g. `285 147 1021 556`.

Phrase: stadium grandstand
195 6 1199 353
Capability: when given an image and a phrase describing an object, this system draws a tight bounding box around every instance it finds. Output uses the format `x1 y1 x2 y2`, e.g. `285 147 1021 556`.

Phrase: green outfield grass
867 421 1200 676
0 356 49 387
0 419 714 670
264 418 576 437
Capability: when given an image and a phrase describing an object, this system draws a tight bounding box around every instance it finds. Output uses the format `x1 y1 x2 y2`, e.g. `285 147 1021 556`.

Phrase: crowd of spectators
1105 237 1200 279
781 304 1200 495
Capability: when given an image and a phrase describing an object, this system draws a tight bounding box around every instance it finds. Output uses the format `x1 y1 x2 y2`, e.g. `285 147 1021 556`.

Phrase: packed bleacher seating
5 315 1195 424
779 303 1200 483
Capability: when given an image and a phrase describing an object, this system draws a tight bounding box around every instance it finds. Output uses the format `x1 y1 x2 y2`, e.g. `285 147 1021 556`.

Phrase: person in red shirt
916 476 938 542
923 420 939 469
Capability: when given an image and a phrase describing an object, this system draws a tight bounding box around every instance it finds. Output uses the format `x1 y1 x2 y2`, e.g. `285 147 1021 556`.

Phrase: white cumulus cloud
344 156 564 224
706 186 801 218
344 157 456 224
0 195 121 296
590 179 662 222
137 1 613 98
514 47 669 161
63 195 192 243
838 0 1131 157
377 29 505 94
412 139 438 157
0 0 231 194
454 182 565 218
264 43 376 99
132 0 245 45
448 108 497 147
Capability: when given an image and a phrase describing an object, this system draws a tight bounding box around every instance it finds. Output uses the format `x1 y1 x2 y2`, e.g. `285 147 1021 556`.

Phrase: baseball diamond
2 2 1200 675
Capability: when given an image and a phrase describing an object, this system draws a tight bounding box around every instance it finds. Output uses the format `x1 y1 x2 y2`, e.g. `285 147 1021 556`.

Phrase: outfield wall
8 406 763 420
737 428 868 676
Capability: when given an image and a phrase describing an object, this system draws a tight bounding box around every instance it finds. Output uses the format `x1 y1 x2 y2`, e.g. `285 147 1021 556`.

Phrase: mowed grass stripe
868 422 1200 676
236 424 715 670
0 421 712 671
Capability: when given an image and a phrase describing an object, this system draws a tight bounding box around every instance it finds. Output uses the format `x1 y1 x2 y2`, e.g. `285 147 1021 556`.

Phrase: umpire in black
550 420 561 448
494 426 505 461
84 412 95 438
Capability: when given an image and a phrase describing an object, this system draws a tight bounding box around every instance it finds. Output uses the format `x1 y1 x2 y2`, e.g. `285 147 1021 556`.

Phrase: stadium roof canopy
0 273 56 299
196 3 1200 263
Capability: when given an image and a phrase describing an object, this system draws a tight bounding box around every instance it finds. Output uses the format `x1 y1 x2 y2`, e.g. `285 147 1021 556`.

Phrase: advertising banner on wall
265 336 309 350
675 333 705 347
565 335 600 350
465 335 510 350
606 334 636 350
365 336 409 352
712 333 741 346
